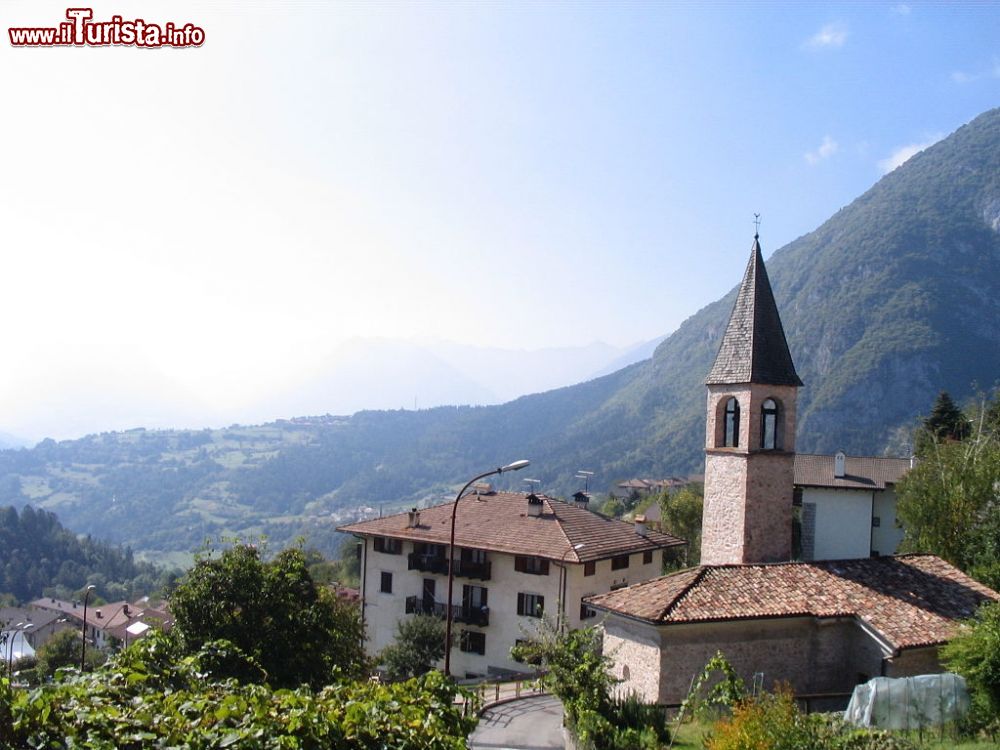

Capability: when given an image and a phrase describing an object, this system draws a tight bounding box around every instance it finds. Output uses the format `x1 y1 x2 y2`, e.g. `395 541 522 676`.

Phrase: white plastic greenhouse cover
844 673 970 729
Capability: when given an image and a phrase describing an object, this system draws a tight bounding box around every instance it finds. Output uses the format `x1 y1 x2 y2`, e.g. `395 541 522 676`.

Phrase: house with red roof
339 490 685 679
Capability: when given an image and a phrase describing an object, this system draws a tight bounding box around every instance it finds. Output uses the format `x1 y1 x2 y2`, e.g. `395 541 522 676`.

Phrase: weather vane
753 213 761 238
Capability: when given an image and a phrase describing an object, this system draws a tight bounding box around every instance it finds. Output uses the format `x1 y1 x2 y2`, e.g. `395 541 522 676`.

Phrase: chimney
96 610 103 619
527 493 543 517
834 451 846 478
407 508 421 528
634 517 648 536
123 604 130 617
572 491 590 509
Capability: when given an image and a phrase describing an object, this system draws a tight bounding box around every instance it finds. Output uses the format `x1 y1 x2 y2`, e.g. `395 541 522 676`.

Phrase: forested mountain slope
1 108 998 559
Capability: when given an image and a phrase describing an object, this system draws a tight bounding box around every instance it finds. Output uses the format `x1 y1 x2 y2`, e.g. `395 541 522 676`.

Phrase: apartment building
340 489 684 678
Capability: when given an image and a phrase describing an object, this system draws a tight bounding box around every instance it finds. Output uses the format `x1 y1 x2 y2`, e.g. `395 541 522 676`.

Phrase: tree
380 614 448 681
941 601 1000 730
169 544 366 689
921 391 970 447
35 628 105 677
658 484 703 567
896 420 1000 587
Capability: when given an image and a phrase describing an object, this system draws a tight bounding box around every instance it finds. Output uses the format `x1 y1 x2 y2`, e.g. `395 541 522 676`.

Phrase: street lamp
81 585 96 671
444 459 530 676
6 622 23 679
557 544 585 632
6 622 33 679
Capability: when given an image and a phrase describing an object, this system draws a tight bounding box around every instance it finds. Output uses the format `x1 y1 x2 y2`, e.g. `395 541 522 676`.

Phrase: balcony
407 553 492 581
408 553 448 575
404 596 490 627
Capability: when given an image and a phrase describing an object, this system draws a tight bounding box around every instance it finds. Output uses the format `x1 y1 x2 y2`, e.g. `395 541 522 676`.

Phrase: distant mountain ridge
1 107 998 560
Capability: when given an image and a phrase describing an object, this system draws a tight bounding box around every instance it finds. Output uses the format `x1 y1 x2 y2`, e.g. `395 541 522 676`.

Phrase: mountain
260 338 634 418
1 107 998 560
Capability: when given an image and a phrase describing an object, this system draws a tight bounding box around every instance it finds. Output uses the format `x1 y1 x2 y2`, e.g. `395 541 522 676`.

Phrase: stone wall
702 384 798 565
605 615 891 705
885 646 943 678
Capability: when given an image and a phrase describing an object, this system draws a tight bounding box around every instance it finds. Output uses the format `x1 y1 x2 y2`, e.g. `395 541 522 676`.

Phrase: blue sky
0 1 998 438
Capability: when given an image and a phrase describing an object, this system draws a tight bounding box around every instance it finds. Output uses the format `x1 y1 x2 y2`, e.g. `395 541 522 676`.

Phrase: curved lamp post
444 459 530 677
81 585 96 671
6 622 23 678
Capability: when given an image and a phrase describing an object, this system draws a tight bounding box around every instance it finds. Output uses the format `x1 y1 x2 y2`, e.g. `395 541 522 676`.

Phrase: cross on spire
753 213 761 239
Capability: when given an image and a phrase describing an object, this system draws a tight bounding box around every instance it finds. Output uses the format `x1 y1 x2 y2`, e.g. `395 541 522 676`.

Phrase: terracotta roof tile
794 454 911 490
338 491 685 563
587 555 998 651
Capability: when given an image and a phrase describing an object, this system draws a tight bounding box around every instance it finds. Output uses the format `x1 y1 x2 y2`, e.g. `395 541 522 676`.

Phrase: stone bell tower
700 234 802 565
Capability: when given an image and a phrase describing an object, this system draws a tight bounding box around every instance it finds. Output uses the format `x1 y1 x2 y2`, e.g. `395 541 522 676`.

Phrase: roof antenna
753 213 761 240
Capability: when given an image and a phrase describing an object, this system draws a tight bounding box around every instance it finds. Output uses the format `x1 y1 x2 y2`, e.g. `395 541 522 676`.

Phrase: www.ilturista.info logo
9 8 204 48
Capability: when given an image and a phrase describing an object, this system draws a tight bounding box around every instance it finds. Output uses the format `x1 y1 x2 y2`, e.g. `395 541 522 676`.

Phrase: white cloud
805 136 839 165
877 135 944 174
805 23 848 50
951 57 1000 84
891 4 911 15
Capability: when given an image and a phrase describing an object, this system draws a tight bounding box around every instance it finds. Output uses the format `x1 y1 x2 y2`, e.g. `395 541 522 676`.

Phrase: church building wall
605 616 889 706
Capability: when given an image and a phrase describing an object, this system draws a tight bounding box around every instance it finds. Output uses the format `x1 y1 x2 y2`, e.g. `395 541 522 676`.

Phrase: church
587 235 998 707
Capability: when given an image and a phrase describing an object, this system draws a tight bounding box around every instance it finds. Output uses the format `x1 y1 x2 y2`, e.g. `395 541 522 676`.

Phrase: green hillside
1 108 998 560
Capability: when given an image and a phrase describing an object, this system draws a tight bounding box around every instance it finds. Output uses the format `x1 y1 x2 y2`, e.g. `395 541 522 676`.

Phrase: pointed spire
706 236 803 386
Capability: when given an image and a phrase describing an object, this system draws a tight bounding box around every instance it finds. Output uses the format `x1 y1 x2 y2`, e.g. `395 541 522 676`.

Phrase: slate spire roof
706 235 803 386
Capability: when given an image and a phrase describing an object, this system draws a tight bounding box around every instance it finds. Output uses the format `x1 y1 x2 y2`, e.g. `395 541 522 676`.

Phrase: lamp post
6 622 23 679
444 459 530 677
81 585 96 671
6 622 33 679
557 544 585 632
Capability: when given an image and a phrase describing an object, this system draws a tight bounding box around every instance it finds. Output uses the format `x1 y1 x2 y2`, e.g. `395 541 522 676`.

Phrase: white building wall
871 488 905 556
803 488 873 561
358 534 667 678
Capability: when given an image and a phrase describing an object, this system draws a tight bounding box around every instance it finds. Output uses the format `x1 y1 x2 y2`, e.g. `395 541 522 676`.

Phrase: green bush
0 632 477 749
705 691 918 750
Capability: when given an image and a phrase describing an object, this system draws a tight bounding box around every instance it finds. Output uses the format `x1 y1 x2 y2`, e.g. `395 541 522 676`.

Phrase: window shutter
540 559 550 575
517 593 525 616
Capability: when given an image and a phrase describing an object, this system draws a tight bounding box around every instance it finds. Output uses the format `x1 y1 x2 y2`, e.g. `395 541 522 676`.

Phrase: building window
724 397 740 447
462 584 487 612
761 398 778 450
611 554 630 571
460 630 486 655
380 571 392 594
583 561 596 577
515 556 550 575
517 592 545 618
580 599 597 620
462 548 488 564
373 536 402 555
642 550 653 565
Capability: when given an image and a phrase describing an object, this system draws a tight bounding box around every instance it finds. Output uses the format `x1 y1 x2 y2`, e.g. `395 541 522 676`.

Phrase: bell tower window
762 398 778 450
723 397 740 447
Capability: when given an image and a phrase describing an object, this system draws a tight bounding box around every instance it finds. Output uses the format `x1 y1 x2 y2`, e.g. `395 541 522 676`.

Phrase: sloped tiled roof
587 555 999 651
794 454 911 490
706 237 803 387
338 491 685 563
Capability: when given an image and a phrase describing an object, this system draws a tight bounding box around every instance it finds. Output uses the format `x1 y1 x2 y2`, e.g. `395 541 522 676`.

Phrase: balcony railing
407 553 492 581
404 596 490 627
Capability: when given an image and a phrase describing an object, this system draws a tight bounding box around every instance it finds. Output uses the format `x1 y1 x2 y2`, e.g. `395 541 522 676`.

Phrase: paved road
469 694 564 750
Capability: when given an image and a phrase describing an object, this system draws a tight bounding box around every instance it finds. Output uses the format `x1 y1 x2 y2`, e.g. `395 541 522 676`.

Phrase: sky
1 1 998 441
